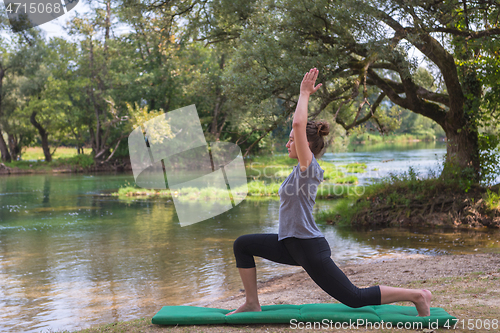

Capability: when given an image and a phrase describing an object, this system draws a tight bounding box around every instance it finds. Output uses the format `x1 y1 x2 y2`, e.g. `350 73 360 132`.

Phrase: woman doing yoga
227 68 432 317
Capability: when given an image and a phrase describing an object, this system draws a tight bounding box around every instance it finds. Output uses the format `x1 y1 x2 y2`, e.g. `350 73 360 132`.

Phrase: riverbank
348 133 446 145
69 251 500 333
0 146 135 174
0 157 131 175
340 178 500 229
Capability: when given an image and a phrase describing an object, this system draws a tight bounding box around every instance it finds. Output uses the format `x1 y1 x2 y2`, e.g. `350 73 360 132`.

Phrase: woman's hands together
300 68 322 96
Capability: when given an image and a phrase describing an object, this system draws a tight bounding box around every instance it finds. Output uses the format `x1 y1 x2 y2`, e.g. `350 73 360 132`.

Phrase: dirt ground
207 253 500 311
74 252 500 333
187 252 500 333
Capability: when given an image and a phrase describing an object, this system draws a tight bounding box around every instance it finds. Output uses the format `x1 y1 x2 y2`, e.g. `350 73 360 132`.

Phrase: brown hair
306 120 330 157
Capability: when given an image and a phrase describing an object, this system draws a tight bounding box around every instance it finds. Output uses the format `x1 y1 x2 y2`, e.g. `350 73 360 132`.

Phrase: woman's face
286 129 311 159
286 129 297 159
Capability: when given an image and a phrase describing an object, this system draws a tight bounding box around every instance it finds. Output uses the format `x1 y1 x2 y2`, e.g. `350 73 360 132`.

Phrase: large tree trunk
443 119 480 176
211 54 225 140
0 129 11 162
88 38 102 157
442 69 481 179
443 35 482 179
30 111 52 162
0 66 12 162
8 133 22 161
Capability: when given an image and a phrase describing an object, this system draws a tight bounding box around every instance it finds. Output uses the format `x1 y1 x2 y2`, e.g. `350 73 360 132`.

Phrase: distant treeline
0 0 498 184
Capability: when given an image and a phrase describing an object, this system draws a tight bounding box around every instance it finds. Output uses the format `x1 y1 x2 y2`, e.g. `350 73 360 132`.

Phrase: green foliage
440 157 477 193
64 154 95 169
244 155 362 184
338 163 367 174
483 189 500 211
376 165 477 203
4 153 95 170
478 132 500 186
322 169 345 181
3 160 51 171
317 160 345 180
241 181 281 196
330 175 358 184
246 154 297 166
116 186 140 196
317 164 488 227
205 0 497 179
315 196 370 226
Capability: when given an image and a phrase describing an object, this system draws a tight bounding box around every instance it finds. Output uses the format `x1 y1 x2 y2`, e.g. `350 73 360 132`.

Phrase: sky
1 0 87 39
0 0 131 40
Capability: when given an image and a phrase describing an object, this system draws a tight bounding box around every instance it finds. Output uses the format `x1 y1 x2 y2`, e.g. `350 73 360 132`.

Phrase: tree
46 38 90 155
193 0 500 179
119 0 239 144
0 7 16 162
180 0 305 156
66 0 130 162
0 11 46 162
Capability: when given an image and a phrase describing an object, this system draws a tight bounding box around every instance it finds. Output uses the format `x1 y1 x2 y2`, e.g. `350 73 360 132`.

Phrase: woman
227 68 432 317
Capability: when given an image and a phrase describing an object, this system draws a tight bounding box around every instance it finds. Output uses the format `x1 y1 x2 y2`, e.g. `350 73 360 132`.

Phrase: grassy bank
22 147 93 160
1 147 95 172
348 132 445 145
316 168 500 228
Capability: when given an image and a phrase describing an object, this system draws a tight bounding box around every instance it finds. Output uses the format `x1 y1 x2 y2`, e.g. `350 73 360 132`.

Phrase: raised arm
292 68 322 171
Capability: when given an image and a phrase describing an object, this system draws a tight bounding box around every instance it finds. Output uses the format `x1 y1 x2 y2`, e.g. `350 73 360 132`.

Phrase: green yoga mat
152 303 456 328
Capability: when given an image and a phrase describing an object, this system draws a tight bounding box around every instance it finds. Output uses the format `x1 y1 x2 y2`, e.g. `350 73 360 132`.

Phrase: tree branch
372 9 464 108
430 27 500 39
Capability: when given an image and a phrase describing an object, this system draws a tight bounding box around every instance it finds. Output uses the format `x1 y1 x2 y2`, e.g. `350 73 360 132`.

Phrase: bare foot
226 301 261 316
415 289 432 317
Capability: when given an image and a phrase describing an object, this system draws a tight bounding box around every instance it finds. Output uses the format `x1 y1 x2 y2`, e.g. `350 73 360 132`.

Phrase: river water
1 141 499 332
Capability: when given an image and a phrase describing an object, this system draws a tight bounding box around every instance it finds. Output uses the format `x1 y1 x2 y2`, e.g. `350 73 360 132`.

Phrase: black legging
233 233 381 308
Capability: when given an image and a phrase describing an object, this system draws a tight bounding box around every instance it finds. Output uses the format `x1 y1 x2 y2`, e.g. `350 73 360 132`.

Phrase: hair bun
316 121 330 137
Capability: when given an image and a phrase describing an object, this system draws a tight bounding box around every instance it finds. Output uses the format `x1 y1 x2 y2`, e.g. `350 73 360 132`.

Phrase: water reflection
0 169 499 332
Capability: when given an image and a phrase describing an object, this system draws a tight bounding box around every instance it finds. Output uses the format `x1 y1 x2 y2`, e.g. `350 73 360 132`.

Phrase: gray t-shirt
278 154 325 241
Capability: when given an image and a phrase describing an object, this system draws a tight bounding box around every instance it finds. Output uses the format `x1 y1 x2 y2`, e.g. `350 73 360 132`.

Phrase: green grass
245 154 298 167
5 154 95 170
315 165 500 227
242 181 281 196
113 181 359 201
337 163 367 173
111 154 365 199
21 146 92 160
4 160 53 171
315 188 370 226
330 175 358 184
244 154 362 184
349 132 441 144
483 188 500 211
177 186 234 202
3 147 95 171
246 165 294 179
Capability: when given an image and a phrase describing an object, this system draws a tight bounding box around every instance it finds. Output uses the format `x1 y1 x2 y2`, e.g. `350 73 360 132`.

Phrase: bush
478 132 500 186
66 154 95 168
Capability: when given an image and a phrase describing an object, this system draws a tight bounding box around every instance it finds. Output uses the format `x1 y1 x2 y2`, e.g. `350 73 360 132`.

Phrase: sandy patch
207 253 500 310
